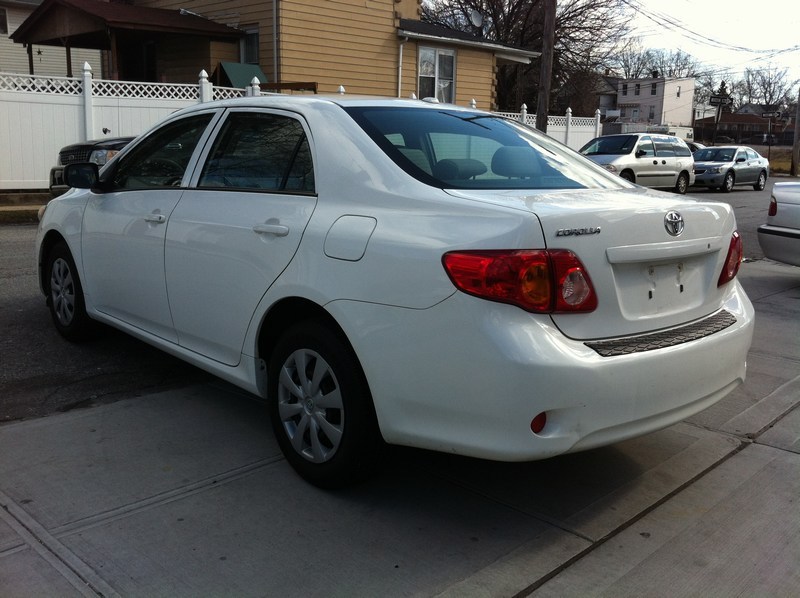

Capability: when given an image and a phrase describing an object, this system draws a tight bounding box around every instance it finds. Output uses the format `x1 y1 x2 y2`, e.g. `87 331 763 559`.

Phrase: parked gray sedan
692 146 769 192
758 182 800 266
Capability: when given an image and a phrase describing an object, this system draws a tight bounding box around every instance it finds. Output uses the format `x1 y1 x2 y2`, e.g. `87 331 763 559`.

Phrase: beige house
11 0 536 110
137 0 537 109
615 74 695 127
1 0 101 75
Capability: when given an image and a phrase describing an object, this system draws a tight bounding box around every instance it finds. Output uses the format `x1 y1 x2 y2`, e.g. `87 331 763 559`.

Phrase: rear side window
198 112 314 193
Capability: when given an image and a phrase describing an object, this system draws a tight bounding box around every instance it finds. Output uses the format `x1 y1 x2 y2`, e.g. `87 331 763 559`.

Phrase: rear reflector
531 412 547 434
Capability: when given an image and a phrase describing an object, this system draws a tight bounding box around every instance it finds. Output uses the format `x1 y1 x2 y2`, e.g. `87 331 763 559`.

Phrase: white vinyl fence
1 63 601 190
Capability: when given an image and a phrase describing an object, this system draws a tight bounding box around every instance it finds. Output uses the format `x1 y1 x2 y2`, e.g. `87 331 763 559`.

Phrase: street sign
761 111 781 118
709 95 733 106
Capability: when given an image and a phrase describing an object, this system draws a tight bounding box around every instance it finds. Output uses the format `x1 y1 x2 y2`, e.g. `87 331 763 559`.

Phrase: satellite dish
469 9 483 29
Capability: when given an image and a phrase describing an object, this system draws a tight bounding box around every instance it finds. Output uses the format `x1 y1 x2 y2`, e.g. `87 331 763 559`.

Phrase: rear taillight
768 196 777 217
442 249 597 313
718 231 743 287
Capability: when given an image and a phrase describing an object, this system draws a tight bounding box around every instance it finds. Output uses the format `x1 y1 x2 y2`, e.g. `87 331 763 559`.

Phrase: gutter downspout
397 37 407 98
273 0 279 84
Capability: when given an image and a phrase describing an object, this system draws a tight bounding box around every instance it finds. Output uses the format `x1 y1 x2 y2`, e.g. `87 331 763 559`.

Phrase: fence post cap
82 62 92 73
199 69 208 80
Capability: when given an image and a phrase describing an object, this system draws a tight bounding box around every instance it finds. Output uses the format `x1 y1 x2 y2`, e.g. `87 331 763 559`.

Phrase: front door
81 112 216 341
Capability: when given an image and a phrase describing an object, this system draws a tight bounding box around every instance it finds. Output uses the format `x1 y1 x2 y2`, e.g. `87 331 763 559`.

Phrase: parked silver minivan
580 133 695 194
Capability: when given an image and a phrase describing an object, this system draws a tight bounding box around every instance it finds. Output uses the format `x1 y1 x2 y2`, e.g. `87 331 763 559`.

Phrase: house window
621 83 628 96
632 108 639 120
651 82 657 95
0 9 8 35
241 25 259 65
648 105 655 120
635 84 640 96
419 47 455 104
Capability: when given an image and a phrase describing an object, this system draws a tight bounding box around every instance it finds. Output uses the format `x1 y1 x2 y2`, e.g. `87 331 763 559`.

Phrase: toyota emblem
664 211 684 236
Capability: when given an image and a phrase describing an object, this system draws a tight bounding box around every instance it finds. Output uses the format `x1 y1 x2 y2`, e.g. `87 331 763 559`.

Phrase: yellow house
137 0 538 109
12 0 537 110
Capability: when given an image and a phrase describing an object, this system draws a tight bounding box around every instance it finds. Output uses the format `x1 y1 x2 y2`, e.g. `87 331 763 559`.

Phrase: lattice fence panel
0 72 82 95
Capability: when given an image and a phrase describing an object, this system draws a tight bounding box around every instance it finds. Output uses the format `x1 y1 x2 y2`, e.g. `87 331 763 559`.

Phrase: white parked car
37 97 754 487
758 182 800 266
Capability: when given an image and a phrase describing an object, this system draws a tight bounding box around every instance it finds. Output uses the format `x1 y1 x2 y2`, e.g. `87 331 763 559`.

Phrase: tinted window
636 137 655 158
347 107 624 190
580 135 637 156
109 114 213 190
674 142 691 157
654 141 675 157
198 112 314 193
694 148 735 162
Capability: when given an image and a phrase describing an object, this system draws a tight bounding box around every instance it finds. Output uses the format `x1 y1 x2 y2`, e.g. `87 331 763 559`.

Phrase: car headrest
491 146 542 178
432 158 488 180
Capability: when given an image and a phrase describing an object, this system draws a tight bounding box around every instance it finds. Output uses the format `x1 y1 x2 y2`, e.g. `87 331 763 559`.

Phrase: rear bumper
758 224 800 266
331 281 754 461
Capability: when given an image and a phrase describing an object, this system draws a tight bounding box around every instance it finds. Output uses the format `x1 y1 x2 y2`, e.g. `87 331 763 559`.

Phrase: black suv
50 137 134 196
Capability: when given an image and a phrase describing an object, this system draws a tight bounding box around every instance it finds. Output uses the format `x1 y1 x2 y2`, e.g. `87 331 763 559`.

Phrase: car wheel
753 171 766 191
674 172 689 194
721 171 734 193
620 171 635 183
45 241 94 341
269 320 384 488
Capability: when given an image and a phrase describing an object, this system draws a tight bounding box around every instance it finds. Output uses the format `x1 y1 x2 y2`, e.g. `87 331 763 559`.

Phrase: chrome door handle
145 213 166 223
253 223 290 237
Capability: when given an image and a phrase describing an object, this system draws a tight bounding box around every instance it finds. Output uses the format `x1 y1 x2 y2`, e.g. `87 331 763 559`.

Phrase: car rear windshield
579 135 636 156
344 107 623 190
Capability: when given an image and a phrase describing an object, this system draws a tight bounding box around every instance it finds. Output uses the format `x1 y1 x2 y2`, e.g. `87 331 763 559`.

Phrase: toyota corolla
36 96 754 487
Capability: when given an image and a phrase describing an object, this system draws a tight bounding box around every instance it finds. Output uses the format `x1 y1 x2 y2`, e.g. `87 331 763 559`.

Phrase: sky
628 0 800 91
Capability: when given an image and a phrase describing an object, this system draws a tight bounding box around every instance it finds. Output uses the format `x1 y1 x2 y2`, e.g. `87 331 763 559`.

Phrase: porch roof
397 19 539 65
11 0 242 48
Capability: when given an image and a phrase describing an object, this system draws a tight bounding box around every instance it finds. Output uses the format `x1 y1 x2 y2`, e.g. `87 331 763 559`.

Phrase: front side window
346 107 624 190
198 112 314 193
108 113 214 190
418 47 455 103
636 137 655 157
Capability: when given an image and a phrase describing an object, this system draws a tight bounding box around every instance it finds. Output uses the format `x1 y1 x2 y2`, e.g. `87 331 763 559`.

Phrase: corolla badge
664 211 684 236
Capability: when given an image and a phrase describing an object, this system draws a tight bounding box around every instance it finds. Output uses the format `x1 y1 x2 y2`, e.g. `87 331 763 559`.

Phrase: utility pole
535 0 556 133
792 86 799 176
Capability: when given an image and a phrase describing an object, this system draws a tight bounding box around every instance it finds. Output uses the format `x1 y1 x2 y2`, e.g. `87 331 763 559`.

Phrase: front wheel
753 171 766 191
721 171 735 193
45 241 94 341
268 321 384 488
674 172 689 194
620 171 635 183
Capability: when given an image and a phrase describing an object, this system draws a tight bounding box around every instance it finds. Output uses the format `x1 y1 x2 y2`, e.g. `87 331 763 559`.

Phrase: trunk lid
446 187 738 340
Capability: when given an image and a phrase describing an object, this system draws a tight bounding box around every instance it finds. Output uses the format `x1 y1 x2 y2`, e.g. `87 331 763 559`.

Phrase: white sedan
758 182 800 266
37 96 754 487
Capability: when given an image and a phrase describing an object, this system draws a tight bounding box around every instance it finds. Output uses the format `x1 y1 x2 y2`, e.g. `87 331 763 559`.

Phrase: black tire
674 172 689 194
620 170 635 183
268 320 384 488
721 171 734 193
753 171 766 191
44 241 94 341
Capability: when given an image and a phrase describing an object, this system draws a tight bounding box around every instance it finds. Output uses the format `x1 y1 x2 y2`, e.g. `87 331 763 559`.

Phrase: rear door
165 109 317 365
652 137 678 188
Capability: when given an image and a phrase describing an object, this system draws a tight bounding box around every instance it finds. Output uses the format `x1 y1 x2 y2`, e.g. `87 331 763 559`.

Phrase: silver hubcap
50 257 75 326
277 349 344 463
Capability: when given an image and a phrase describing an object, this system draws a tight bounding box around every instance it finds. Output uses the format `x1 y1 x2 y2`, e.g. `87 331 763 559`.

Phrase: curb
0 206 41 225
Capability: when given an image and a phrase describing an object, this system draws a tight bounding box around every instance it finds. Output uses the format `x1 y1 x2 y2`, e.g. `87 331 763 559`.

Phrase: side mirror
736 157 746 163
635 149 646 158
63 163 100 189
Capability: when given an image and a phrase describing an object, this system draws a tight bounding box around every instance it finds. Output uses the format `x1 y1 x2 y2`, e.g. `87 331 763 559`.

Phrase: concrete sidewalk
1 259 798 597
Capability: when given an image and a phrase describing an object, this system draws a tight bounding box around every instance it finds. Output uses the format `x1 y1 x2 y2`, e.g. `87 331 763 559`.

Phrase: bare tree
612 39 654 79
422 0 632 111
729 66 798 109
649 49 701 79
